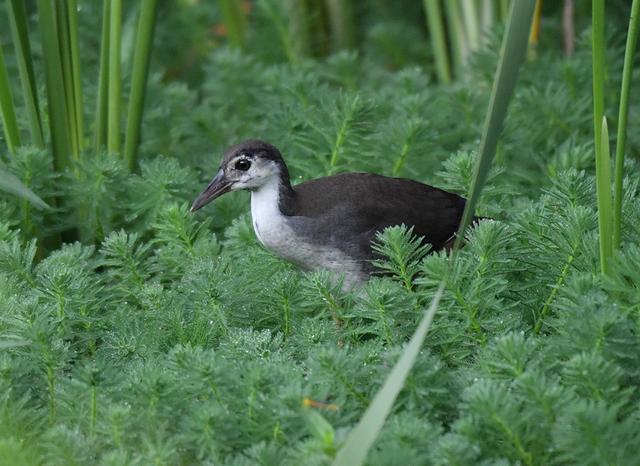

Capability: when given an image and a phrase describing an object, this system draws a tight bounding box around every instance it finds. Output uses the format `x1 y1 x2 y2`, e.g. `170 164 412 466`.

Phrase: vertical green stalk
424 0 452 84
461 0 480 51
38 0 72 171
592 0 609 274
0 45 21 153
218 0 247 49
326 0 357 51
108 0 122 154
95 0 110 150
481 0 494 31
67 0 84 153
444 0 468 74
55 2 79 159
6 0 44 148
287 0 311 58
613 0 640 248
592 0 605 168
529 0 543 46
499 0 510 21
124 0 158 171
596 117 613 273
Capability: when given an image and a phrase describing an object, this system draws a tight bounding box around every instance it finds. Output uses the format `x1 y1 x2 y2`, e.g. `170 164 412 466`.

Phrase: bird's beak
190 169 232 212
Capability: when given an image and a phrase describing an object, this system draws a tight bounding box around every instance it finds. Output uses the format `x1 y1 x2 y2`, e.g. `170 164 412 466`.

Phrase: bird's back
281 172 467 262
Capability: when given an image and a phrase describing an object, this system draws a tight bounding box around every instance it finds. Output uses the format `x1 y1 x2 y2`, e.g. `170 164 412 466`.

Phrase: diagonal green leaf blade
0 44 21 153
454 0 536 250
0 166 49 209
331 284 444 466
6 0 45 148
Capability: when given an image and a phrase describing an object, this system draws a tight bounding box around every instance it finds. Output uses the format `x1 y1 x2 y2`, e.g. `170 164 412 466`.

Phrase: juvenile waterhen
191 140 472 289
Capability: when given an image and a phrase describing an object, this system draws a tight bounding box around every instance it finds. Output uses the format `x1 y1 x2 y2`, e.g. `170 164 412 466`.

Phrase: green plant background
1 1 640 464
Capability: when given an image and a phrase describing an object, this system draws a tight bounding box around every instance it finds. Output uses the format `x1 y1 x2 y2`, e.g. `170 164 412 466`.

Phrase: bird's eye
235 159 251 171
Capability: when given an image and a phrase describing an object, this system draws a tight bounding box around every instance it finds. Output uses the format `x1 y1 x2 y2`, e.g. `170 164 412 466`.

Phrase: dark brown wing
289 173 466 258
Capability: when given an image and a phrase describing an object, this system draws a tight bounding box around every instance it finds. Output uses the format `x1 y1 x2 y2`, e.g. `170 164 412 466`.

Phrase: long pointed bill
190 169 232 212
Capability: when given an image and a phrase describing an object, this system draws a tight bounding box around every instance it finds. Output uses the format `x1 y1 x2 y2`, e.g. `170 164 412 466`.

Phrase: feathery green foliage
0 1 640 464
0 43 20 153
613 0 640 247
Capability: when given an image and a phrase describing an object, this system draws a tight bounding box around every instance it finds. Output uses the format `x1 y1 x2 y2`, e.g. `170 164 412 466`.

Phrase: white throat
250 177 284 247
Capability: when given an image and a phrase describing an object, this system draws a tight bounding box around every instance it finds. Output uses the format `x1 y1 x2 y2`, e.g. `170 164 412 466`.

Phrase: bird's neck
250 173 295 217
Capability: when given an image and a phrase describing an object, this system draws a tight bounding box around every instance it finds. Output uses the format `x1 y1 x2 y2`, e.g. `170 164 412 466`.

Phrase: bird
191 139 476 289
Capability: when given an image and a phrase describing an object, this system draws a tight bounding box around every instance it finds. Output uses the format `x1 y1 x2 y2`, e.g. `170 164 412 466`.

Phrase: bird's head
190 139 289 212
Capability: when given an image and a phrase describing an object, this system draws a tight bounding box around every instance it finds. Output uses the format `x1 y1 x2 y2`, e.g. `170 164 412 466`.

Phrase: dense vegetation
1 1 640 464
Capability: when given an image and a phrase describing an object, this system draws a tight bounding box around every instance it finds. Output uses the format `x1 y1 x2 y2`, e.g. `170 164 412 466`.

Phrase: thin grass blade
0 44 21 153
613 0 640 248
331 284 444 466
597 117 613 274
6 0 44 148
455 0 536 249
124 0 158 172
108 0 122 153
424 0 452 84
592 0 610 274
0 166 49 209
444 0 468 74
95 0 111 150
67 0 84 153
37 0 72 171
461 0 480 51
55 2 79 158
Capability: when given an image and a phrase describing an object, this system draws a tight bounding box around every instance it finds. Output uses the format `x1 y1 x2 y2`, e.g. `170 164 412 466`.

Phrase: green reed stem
124 0 158 171
108 0 122 153
424 0 452 84
6 0 44 148
444 0 468 74
55 2 79 159
613 0 640 248
67 0 84 153
0 45 21 153
38 0 72 171
95 0 111 150
592 0 610 274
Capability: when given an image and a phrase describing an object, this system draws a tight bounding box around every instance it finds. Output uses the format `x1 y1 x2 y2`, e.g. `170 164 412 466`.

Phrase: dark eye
235 159 251 171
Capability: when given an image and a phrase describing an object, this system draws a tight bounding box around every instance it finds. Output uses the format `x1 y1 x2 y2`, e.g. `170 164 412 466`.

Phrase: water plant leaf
0 167 49 209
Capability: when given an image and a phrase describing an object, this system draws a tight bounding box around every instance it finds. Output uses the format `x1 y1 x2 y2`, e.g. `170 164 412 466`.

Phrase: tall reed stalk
424 0 452 84
95 0 111 150
6 0 44 148
591 0 610 275
124 0 159 171
37 0 72 171
0 45 20 153
107 0 122 154
613 0 640 248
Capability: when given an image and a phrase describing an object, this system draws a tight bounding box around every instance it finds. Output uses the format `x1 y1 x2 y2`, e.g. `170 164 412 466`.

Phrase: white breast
249 179 366 289
250 177 289 250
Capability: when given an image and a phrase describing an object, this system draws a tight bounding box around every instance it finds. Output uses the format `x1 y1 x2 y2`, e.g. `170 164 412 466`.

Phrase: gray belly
253 216 368 289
